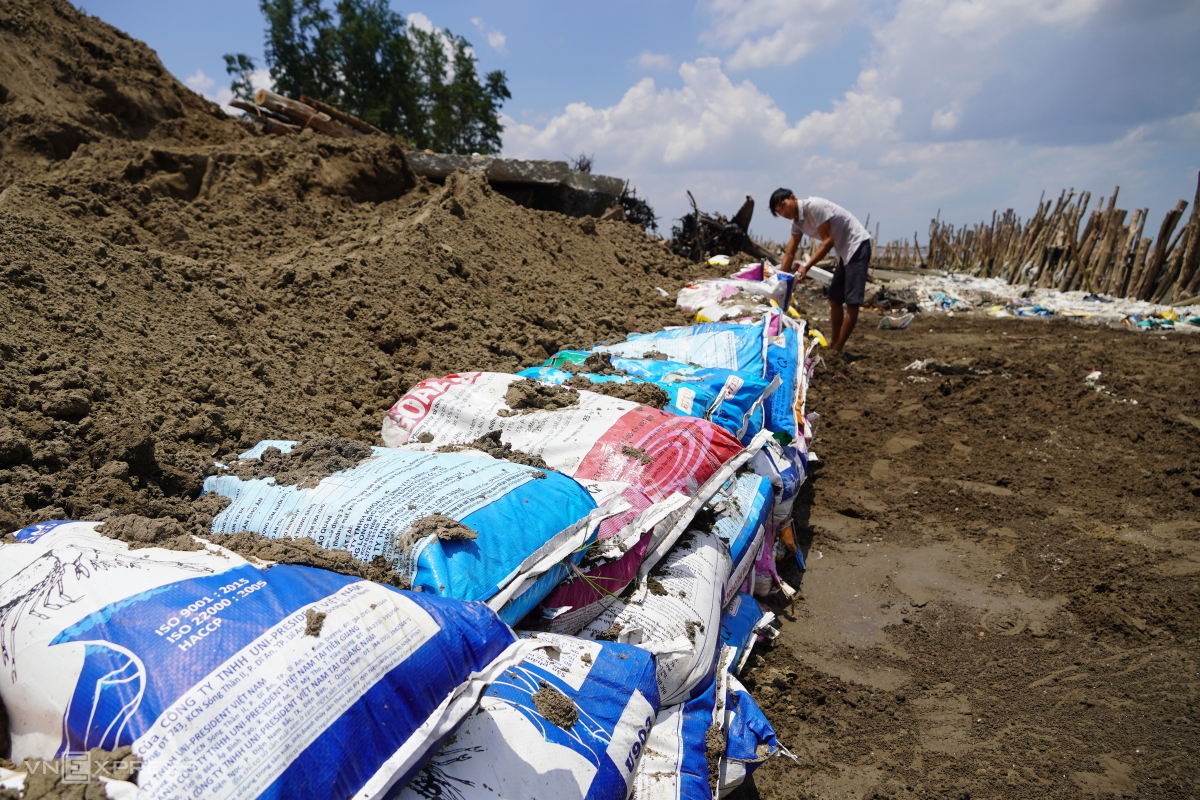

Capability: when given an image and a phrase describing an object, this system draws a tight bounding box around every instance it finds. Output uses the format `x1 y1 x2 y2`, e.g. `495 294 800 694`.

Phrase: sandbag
203 442 605 625
0 521 535 799
676 274 793 314
748 439 804 526
633 652 783 800
717 674 785 798
710 474 774 606
588 317 772 378
718 593 776 675
763 325 804 445
579 528 731 706
604 356 777 446
400 632 659 800
752 526 783 598
382 372 763 633
518 358 775 446
632 649 731 800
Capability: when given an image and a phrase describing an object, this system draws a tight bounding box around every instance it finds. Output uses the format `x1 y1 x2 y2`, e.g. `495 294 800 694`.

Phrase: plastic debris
878 313 914 330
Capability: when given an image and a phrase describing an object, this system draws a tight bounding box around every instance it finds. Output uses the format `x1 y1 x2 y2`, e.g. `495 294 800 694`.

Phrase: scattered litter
873 273 1200 332
878 313 914 330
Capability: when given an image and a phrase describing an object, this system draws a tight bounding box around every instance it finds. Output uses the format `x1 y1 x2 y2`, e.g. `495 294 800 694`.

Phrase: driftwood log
671 193 775 263
259 117 303 136
229 99 294 126
299 95 388 138
253 90 362 139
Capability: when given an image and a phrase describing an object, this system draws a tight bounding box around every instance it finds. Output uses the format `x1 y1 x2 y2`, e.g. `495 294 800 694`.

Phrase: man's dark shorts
829 240 872 306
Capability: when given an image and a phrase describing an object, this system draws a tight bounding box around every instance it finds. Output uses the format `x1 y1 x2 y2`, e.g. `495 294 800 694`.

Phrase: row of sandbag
0 309 814 799
374 309 813 798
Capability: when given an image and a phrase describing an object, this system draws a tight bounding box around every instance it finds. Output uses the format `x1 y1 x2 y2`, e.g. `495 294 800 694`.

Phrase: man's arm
778 233 801 274
797 222 835 280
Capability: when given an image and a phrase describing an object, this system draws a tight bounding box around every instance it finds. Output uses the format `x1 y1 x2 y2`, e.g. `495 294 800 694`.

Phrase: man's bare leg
829 301 844 352
831 304 860 353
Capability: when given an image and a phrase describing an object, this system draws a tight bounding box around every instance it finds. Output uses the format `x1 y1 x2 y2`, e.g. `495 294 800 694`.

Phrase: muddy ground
2 1 1199 797
742 294 1200 799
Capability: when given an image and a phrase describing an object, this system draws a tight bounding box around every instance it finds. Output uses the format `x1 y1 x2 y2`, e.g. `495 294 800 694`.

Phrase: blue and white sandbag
718 674 788 798
763 324 804 445
579 528 730 706
718 593 777 675
203 442 606 625
710 474 774 605
603 357 777 445
749 439 804 526
0 521 536 799
632 648 732 800
400 632 659 800
634 650 787 800
517 359 775 445
589 317 771 378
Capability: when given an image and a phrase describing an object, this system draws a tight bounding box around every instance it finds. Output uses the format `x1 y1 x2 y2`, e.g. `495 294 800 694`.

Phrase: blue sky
80 0 1200 245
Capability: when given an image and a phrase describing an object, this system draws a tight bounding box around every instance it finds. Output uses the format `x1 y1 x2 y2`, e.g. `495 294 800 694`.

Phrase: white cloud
702 0 869 69
504 58 801 172
931 104 961 134
471 17 508 55
633 52 674 71
407 11 435 33
408 12 471 79
505 0 1198 241
185 68 273 116
184 69 214 93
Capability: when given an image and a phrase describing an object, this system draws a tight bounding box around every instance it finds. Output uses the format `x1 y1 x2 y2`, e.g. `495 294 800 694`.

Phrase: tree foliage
222 53 258 102
226 0 510 154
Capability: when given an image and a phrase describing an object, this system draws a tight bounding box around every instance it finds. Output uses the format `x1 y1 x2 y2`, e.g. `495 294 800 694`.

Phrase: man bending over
769 189 872 359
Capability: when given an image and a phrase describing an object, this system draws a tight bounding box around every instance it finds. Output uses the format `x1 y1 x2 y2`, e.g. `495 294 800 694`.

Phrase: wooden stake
300 95 390 138
253 89 362 138
1173 172 1200 299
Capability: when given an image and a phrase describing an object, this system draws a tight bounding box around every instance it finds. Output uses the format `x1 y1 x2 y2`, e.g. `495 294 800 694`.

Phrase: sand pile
0 0 720 533
0 0 246 190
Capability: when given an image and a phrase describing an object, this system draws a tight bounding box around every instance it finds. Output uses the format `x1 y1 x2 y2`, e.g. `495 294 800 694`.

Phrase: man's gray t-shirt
790 197 871 266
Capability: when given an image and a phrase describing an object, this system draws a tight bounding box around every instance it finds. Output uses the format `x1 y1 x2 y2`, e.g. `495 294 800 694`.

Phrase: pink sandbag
382 372 766 633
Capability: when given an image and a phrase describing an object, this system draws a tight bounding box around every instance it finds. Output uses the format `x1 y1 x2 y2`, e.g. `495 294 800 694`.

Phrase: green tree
225 0 510 154
222 53 259 101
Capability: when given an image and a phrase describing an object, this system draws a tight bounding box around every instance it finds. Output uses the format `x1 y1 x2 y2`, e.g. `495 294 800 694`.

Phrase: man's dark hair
769 188 794 216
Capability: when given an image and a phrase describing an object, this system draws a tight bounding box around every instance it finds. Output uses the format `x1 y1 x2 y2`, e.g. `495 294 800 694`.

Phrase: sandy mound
0 0 246 190
0 0 720 533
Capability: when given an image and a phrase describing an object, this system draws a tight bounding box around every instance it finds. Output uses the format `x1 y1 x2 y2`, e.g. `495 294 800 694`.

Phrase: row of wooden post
873 173 1200 305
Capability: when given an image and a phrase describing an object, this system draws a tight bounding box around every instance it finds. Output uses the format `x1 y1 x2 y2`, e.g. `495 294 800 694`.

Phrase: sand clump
621 445 653 464
93 491 229 550
398 514 478 545
531 680 578 730
704 724 726 791
222 436 375 488
499 378 581 415
436 430 552 471
561 352 626 376
201 531 409 589
304 608 327 637
564 375 670 408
